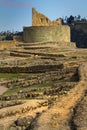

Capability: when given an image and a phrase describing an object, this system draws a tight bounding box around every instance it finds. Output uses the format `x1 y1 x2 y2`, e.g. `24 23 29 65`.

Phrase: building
23 8 71 43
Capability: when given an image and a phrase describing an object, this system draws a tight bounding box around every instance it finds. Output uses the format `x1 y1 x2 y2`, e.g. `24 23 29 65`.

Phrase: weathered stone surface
15 116 33 126
0 63 64 73
0 100 22 109
23 26 70 43
32 8 62 26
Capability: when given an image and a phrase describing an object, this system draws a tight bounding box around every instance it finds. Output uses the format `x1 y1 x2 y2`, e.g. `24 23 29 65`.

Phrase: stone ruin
23 8 71 43
32 8 63 26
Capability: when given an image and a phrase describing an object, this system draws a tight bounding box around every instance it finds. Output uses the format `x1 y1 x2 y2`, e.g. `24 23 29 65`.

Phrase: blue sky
0 0 87 32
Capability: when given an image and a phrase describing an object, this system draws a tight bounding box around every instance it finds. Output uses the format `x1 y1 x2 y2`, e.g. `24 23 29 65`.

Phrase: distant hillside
71 22 87 48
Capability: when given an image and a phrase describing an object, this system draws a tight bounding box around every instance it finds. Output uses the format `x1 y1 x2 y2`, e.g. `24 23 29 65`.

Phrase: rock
16 126 22 130
10 127 17 130
15 116 33 127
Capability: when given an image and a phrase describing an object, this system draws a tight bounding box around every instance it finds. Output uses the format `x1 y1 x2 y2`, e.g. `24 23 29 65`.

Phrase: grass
3 82 53 96
0 40 18 50
32 82 53 88
3 87 21 95
0 73 31 79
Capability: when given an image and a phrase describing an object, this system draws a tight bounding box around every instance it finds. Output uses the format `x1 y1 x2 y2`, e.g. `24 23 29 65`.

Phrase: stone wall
32 8 62 26
23 25 70 43
0 64 64 73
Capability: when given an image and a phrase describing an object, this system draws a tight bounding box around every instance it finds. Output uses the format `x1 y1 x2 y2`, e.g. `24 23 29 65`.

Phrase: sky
0 0 87 32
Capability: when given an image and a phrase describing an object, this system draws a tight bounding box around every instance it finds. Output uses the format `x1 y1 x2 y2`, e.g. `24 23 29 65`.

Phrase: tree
77 15 81 21
66 15 74 24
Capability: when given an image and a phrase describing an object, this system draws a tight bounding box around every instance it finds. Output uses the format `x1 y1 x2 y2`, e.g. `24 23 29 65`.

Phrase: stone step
17 41 75 48
10 46 24 51
23 46 51 50
10 51 32 57
10 50 66 58
17 41 57 47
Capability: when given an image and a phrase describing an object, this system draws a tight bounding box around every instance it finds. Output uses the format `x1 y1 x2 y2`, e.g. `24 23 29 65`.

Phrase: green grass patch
3 87 21 95
31 82 53 88
0 73 31 79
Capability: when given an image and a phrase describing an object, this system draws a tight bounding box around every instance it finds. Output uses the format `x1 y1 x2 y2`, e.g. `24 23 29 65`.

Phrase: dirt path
29 82 86 130
73 93 87 130
29 64 87 130
0 85 8 95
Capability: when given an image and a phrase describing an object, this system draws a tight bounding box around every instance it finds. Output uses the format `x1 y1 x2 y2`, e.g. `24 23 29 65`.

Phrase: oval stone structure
23 25 70 43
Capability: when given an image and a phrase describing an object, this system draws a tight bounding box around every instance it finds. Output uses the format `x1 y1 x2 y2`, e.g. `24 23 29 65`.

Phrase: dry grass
0 41 18 50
